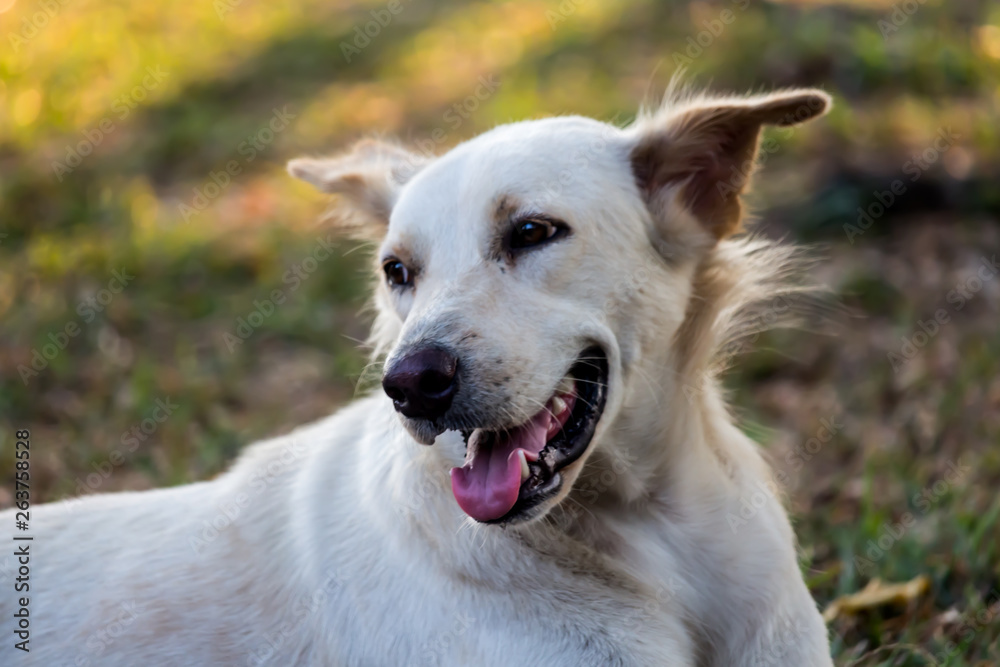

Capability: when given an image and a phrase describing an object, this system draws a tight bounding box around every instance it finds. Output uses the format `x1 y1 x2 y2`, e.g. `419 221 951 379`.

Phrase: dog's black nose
382 347 458 421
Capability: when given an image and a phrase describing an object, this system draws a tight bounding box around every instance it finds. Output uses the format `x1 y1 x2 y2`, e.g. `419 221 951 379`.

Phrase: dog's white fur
4 87 835 665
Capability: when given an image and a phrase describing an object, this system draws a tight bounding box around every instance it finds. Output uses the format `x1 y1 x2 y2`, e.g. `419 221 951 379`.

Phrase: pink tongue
450 410 552 522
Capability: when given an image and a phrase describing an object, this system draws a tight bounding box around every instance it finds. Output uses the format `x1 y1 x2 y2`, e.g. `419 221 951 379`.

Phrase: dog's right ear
288 139 429 240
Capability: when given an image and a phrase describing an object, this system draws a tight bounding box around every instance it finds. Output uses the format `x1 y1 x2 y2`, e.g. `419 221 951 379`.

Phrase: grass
1 0 998 662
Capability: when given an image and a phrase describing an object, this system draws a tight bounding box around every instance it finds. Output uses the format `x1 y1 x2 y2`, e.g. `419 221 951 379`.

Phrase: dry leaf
822 575 930 623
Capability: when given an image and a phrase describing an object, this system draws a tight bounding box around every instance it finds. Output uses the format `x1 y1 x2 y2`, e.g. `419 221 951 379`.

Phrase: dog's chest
408 609 643 667
311 550 693 666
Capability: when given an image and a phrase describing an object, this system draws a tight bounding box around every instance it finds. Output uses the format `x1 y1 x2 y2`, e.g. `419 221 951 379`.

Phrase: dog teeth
551 396 567 415
556 376 575 395
517 449 530 482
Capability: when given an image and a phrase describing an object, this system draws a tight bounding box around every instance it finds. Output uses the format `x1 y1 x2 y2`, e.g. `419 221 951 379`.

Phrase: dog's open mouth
449 347 608 524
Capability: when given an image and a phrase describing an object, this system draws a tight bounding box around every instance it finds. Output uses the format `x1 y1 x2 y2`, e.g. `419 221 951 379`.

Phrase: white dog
5 86 834 665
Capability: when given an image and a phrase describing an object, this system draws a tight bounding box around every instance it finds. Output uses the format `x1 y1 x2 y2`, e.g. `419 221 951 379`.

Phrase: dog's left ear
630 89 831 245
288 139 429 239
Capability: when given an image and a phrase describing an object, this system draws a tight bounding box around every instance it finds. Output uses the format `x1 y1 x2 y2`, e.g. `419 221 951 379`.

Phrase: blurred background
1 0 998 663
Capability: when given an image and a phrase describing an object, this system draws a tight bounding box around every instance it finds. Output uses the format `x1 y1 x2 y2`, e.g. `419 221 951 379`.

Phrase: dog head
289 88 830 525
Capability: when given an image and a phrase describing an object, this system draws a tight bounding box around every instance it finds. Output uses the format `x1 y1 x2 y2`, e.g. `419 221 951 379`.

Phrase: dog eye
382 259 412 287
509 218 563 250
